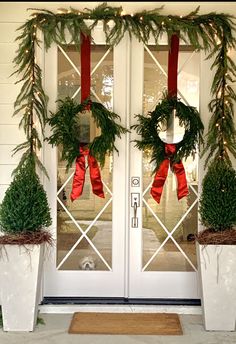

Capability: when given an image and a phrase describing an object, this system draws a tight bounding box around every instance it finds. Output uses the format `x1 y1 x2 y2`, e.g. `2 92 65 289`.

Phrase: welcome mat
68 312 183 335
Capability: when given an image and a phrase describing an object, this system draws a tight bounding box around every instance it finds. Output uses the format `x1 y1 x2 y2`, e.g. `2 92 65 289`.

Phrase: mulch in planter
0 231 54 246
196 229 236 245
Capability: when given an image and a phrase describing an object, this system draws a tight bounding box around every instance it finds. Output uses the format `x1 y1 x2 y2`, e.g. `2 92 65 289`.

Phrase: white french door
129 39 200 298
43 26 201 299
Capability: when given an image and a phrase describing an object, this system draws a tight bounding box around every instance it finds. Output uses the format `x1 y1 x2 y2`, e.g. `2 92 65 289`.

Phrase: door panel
43 30 128 297
129 39 200 298
57 44 114 272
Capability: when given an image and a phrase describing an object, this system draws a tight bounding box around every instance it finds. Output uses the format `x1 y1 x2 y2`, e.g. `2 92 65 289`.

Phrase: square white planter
197 242 236 331
0 244 45 332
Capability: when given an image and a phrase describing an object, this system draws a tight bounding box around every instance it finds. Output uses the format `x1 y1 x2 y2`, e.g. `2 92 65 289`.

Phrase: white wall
0 1 235 202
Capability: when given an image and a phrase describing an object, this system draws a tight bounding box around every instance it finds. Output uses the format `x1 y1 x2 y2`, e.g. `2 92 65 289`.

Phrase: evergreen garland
201 28 236 166
12 18 48 175
47 97 128 170
11 2 236 173
132 95 204 171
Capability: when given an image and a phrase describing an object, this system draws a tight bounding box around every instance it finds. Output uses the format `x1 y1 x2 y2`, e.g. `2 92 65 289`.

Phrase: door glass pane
57 45 113 271
142 45 199 272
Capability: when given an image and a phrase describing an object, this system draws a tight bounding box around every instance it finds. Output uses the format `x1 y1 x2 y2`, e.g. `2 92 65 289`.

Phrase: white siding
0 14 23 201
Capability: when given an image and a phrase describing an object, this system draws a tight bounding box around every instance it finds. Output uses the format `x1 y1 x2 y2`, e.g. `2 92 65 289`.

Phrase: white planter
0 244 45 332
197 242 236 331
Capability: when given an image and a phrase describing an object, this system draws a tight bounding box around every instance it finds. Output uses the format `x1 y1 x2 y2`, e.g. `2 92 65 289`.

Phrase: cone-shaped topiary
199 159 236 231
0 156 52 234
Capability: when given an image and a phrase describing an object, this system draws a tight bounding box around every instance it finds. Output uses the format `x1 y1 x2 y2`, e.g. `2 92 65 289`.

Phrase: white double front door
43 27 201 299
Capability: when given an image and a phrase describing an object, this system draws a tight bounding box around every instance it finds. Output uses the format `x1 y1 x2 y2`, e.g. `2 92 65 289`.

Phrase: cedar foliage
47 97 128 170
132 95 204 171
0 156 52 234
199 159 236 231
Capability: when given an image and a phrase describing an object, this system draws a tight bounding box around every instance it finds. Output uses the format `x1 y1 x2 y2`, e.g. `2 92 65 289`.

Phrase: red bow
150 143 188 204
70 147 105 201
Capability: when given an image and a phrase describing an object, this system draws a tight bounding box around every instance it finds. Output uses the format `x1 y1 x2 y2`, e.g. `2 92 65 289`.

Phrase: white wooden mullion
91 87 104 104
189 183 198 197
57 197 84 234
144 45 167 77
103 180 112 196
142 198 169 235
71 47 112 101
142 232 169 271
58 45 81 76
57 197 113 270
91 47 112 75
144 44 191 107
168 197 198 238
57 171 74 196
142 199 198 271
72 86 81 99
169 236 197 271
143 181 153 197
178 50 196 75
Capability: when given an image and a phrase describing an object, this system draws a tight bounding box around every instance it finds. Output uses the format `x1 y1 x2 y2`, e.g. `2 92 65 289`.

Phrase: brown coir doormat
68 312 183 335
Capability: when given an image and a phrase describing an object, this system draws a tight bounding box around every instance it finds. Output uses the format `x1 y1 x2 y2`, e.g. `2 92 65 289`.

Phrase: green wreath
47 97 128 170
132 95 204 171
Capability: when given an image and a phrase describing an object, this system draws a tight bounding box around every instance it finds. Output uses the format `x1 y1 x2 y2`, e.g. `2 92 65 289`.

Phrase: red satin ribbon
168 33 179 97
80 33 91 104
70 147 105 201
70 34 104 201
150 34 188 204
150 144 188 204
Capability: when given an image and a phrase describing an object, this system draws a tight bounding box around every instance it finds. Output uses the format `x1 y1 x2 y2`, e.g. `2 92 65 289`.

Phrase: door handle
131 193 140 228
134 201 137 219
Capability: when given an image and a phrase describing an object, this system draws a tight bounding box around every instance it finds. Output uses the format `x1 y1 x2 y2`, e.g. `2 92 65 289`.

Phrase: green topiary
0 156 52 234
199 159 236 231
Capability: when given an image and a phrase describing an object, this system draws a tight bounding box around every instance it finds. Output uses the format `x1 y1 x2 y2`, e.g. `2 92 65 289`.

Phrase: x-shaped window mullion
59 44 112 102
142 196 198 271
57 196 113 270
144 44 196 111
57 45 113 269
71 46 112 100
142 184 198 271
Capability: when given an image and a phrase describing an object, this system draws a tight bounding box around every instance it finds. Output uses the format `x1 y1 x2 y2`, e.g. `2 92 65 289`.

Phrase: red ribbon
70 33 104 201
70 147 105 201
168 33 179 97
80 33 91 104
150 144 188 203
150 34 188 204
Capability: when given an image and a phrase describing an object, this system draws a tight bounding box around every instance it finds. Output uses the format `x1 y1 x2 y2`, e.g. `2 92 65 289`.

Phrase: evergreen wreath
47 97 128 170
132 95 204 172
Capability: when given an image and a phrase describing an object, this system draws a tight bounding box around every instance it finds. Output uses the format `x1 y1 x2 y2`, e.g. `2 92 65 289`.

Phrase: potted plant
0 155 52 332
196 159 236 331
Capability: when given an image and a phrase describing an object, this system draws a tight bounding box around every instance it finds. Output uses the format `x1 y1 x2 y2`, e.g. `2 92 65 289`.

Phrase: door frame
41 27 212 300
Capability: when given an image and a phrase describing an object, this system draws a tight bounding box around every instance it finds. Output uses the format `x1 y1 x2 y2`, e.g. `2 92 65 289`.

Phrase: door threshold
40 298 202 315
42 297 201 306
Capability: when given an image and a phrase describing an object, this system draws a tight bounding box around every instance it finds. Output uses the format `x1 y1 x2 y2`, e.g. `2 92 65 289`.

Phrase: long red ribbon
150 144 188 203
168 33 179 97
70 33 104 201
80 33 91 103
150 34 188 204
70 147 105 201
